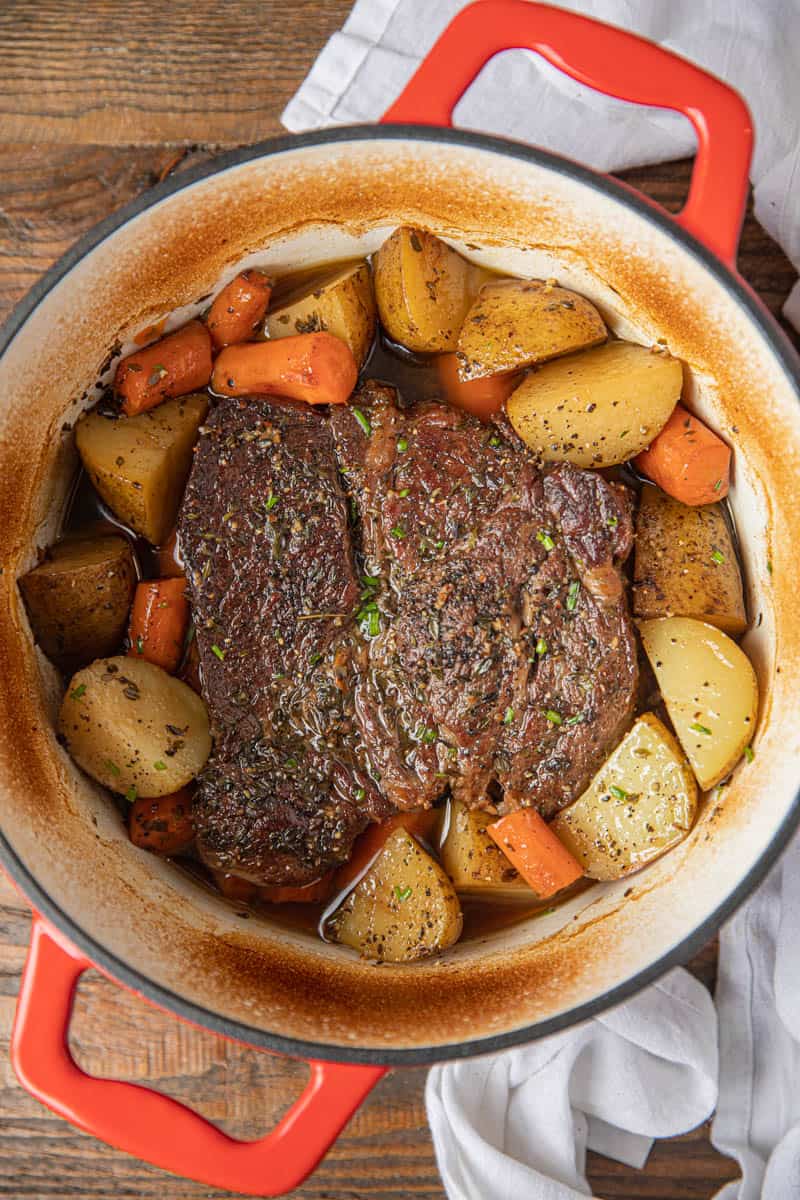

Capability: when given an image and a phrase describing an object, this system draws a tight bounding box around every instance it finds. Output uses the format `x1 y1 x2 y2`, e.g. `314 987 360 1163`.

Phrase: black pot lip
1 122 799 1068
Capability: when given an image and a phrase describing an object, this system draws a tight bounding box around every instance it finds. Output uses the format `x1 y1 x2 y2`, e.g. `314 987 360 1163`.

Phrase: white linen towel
282 3 800 1196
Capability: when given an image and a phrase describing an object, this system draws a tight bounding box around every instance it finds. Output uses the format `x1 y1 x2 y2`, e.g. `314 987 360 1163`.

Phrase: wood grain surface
0 3 796 1197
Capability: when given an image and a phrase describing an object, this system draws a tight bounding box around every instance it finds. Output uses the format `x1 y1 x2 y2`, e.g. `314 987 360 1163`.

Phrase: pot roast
180 382 637 885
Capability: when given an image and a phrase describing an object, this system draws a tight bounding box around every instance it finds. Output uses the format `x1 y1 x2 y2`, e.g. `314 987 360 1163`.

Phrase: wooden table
0 4 797 1197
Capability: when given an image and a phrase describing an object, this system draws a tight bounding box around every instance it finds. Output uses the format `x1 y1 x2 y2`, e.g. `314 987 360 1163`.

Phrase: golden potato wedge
59 656 211 798
634 486 747 635
374 227 486 353
328 827 462 962
20 534 136 669
507 341 682 467
266 260 376 368
75 393 208 545
639 617 758 789
440 799 528 898
551 713 697 880
456 278 606 381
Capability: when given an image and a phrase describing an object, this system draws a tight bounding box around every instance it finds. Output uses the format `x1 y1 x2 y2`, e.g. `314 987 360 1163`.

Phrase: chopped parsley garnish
135 635 144 655
609 784 629 800
352 406 371 436
391 525 406 540
368 609 380 637
362 573 380 585
125 786 138 803
566 580 580 611
502 706 515 725
285 757 298 769
536 530 555 551
395 885 413 902
743 745 755 763
397 437 409 452
607 516 618 529
767 560 774 575
398 488 410 498
153 761 167 771
565 714 584 726
535 637 548 657
488 435 501 448
211 644 225 661
356 787 366 801
70 683 86 701
105 760 121 776
711 549 725 564
544 709 562 725
713 478 723 492
265 492 279 511
420 727 437 744
308 652 323 666
689 722 712 735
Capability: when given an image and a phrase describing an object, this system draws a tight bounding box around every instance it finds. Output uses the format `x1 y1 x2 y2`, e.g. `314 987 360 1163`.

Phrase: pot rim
1 123 799 1066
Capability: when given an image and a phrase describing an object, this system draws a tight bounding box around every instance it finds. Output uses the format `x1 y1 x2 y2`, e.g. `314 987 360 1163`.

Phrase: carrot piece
156 529 186 579
335 810 439 894
211 333 358 406
634 403 731 506
129 788 194 855
488 809 583 899
436 353 519 421
213 871 260 903
134 317 168 346
260 871 335 905
128 577 189 674
115 320 212 416
207 269 273 349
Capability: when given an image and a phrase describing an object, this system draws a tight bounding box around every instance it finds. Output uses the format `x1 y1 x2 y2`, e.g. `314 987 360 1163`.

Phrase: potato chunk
328 828 462 962
20 534 135 669
507 341 682 467
59 656 211 798
639 617 758 789
551 714 697 880
440 799 528 899
75 393 208 545
456 278 606 381
266 260 376 368
374 227 485 353
634 487 747 635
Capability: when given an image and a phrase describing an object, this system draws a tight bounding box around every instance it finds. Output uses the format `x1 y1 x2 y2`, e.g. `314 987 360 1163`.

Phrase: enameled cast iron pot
2 2 800 1193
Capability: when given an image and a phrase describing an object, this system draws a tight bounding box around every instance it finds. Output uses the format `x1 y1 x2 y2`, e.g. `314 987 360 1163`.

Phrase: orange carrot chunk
156 529 186 579
129 788 194 855
213 871 260 903
635 403 731 506
211 333 358 406
260 871 335 905
488 809 583 899
207 269 273 349
128 577 189 674
115 320 212 416
436 353 519 421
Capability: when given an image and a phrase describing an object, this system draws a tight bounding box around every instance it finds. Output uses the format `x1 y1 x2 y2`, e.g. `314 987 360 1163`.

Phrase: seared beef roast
180 383 637 884
180 398 389 886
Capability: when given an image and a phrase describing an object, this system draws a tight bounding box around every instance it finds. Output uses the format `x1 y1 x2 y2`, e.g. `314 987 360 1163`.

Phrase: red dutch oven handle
12 917 386 1196
10 3 753 1195
381 0 753 267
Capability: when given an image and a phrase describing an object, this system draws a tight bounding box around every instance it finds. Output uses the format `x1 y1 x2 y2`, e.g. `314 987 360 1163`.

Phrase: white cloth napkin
426 970 718 1199
282 0 800 331
282 3 800 1196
